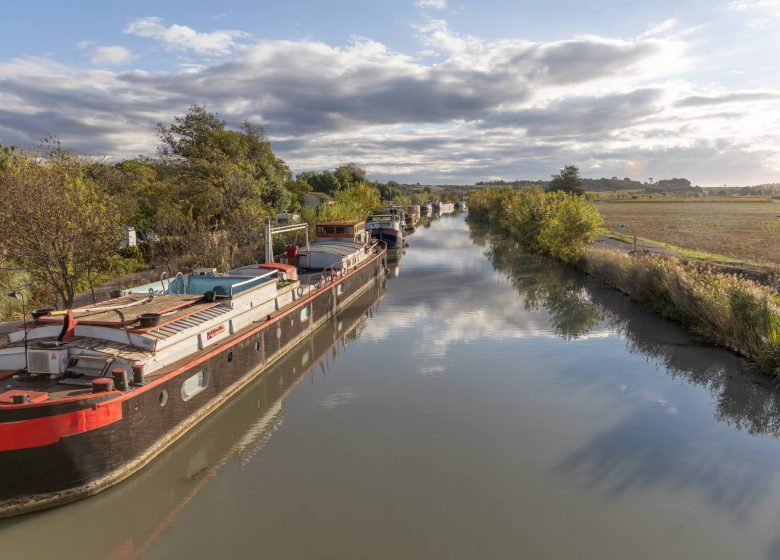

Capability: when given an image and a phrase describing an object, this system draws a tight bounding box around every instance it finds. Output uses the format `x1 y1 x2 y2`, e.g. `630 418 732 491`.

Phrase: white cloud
415 0 448 9
0 21 778 186
640 18 678 38
728 0 780 25
90 45 134 66
123 17 249 56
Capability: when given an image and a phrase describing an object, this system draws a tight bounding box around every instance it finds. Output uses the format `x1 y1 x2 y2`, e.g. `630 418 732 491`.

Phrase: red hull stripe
0 400 123 451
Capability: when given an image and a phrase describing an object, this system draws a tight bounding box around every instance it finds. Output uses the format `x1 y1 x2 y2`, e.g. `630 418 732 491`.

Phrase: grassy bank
468 187 780 376
580 249 780 374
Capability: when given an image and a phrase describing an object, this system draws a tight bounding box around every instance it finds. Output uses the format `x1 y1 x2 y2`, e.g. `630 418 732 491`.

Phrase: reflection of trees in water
486 236 603 340
481 230 780 438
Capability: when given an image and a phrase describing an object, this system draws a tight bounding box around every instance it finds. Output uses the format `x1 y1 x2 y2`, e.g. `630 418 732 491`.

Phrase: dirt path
592 235 778 284
594 235 678 256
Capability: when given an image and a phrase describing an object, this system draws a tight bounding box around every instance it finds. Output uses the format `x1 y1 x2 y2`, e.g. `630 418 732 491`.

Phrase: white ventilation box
27 348 69 375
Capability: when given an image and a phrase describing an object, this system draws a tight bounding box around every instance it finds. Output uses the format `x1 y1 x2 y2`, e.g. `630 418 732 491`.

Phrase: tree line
0 105 424 314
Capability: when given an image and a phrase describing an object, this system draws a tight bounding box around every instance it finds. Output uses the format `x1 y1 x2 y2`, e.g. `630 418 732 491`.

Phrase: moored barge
0 219 386 517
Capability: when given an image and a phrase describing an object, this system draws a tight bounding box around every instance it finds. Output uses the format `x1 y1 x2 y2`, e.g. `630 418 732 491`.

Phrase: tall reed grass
581 248 780 374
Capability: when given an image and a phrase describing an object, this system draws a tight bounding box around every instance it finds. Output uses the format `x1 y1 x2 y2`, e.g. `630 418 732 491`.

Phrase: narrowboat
433 201 455 214
0 218 386 517
365 214 404 248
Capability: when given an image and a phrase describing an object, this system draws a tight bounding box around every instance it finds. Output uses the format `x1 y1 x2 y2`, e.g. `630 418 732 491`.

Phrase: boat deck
0 249 378 406
38 294 205 328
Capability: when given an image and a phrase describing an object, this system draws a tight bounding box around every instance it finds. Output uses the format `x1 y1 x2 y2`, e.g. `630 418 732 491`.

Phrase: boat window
159 389 169 407
336 226 351 235
181 370 208 401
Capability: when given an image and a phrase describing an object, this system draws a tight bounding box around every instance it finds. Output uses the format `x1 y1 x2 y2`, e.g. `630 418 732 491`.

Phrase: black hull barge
0 219 386 517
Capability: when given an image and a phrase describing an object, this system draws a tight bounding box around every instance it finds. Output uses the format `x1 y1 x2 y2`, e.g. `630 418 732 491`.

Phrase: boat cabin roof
317 220 364 226
305 241 364 256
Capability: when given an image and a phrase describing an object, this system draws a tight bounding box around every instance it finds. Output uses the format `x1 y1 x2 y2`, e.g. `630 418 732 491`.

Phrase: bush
582 248 780 375
468 187 602 263
119 244 143 261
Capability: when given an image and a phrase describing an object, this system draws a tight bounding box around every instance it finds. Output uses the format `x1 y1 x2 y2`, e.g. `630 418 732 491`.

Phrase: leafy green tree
547 165 584 195
157 105 292 220
333 163 366 190
296 170 341 196
0 150 122 307
156 105 294 267
317 182 382 222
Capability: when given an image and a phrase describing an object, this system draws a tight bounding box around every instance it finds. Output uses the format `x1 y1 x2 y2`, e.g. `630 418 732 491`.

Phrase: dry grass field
596 200 780 265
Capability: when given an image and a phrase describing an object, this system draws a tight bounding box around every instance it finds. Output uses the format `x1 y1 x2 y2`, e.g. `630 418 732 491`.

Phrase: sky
0 0 778 186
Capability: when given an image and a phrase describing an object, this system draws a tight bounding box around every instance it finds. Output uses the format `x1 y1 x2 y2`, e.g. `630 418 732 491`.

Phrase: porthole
227 351 233 363
181 370 208 401
276 326 282 339
255 340 260 352
337 285 344 296
159 389 169 407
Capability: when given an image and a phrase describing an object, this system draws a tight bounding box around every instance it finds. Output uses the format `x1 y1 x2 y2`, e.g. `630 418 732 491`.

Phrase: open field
596 200 780 265
597 196 774 203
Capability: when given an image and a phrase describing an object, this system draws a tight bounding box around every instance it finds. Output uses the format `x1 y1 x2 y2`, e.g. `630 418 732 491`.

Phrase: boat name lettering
206 324 226 340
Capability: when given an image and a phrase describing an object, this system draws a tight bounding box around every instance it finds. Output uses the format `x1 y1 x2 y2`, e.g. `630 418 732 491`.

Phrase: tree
333 163 366 190
546 165 584 195
155 106 295 268
0 150 122 308
157 105 292 222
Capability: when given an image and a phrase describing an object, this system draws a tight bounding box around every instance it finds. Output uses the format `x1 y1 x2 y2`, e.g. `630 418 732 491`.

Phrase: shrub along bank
467 187 602 263
582 249 780 374
468 186 780 376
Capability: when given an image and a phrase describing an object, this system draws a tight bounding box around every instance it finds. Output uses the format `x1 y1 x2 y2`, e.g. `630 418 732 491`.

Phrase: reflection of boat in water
0 218 386 517
0 281 386 559
385 248 405 278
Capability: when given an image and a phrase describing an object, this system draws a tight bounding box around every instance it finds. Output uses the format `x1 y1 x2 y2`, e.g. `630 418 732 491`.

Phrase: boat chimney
264 218 273 264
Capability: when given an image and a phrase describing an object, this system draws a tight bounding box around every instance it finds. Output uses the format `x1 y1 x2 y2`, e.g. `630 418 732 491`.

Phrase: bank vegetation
468 185 780 376
0 106 429 317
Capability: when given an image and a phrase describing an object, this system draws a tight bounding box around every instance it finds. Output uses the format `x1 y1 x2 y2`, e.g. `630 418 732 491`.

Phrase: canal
4 214 780 559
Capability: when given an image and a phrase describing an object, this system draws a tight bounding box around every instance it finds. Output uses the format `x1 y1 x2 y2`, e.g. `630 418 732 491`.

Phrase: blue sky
0 0 778 186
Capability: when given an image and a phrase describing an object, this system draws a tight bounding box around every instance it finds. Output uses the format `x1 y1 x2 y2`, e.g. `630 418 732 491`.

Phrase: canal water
4 215 780 559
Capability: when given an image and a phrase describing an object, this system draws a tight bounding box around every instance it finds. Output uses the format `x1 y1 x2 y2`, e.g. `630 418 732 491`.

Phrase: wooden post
633 235 637 251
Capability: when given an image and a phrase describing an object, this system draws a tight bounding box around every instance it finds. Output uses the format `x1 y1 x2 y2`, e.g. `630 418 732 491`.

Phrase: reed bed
581 248 780 375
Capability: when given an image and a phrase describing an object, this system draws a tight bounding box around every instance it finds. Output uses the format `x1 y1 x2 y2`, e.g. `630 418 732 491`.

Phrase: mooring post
633 235 637 251
264 218 273 264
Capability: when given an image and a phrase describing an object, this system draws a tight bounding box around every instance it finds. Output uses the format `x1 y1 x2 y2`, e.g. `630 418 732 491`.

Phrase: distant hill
473 177 703 194
401 178 780 196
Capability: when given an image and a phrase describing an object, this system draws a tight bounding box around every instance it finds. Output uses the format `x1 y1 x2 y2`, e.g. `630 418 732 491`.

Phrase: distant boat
434 201 455 214
0 218 386 517
366 214 404 248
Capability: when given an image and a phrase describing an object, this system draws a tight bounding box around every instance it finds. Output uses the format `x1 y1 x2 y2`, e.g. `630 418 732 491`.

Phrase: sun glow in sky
0 0 778 186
